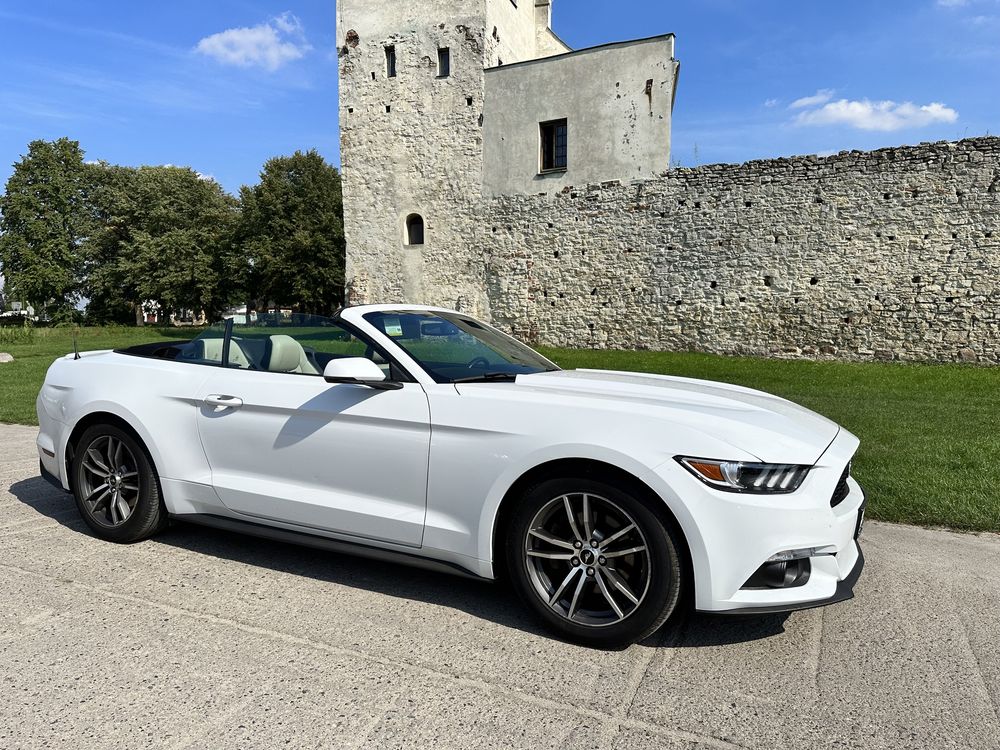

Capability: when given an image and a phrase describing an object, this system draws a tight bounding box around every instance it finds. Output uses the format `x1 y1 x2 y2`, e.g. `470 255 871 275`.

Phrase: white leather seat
267 335 319 375
197 337 251 369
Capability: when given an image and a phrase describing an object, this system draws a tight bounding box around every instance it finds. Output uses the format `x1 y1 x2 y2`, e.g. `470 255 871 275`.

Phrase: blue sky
1 0 997 195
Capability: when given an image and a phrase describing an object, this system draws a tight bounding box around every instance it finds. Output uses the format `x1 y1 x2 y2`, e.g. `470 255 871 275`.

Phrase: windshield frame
357 309 560 385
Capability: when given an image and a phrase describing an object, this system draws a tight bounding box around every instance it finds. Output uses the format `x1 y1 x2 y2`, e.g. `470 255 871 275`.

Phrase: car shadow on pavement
10 475 791 649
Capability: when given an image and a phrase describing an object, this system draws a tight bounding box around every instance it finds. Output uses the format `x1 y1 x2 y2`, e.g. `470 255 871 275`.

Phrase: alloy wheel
524 492 652 627
79 435 141 527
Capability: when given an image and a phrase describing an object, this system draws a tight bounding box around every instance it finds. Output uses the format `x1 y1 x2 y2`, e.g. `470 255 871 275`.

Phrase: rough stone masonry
480 137 1000 363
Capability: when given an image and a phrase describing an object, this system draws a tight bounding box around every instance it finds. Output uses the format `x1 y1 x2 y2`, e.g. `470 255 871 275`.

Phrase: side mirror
323 358 403 390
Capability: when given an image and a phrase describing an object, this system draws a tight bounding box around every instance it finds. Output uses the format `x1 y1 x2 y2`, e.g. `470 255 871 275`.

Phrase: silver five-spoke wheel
79 435 141 527
525 492 651 627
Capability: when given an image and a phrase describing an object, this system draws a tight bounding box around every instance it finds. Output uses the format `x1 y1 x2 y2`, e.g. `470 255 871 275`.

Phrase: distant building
336 0 678 309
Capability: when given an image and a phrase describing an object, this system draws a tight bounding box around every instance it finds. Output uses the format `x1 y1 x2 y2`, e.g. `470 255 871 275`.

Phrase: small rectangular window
540 119 568 172
385 45 396 77
437 47 451 78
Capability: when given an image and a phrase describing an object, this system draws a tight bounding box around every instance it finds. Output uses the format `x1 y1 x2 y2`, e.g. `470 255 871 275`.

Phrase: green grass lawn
1 327 997 532
0 326 187 426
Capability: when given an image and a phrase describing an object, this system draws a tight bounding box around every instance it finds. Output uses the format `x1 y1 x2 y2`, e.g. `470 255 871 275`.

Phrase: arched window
405 213 425 245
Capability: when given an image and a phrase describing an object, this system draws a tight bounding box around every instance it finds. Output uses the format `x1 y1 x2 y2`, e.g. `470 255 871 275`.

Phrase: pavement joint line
950 588 1000 727
0 509 77 530
163 680 279 750
805 606 825 704
0 518 89 538
339 693 404 750
595 623 677 746
0 560 748 750
0 521 65 537
0 516 56 530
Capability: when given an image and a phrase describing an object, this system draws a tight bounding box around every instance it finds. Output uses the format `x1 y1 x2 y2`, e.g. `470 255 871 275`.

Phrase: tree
85 166 244 325
239 150 345 314
0 139 96 322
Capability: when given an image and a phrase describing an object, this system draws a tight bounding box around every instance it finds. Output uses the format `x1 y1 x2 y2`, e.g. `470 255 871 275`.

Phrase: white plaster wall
482 36 677 196
485 0 537 65
533 1 570 57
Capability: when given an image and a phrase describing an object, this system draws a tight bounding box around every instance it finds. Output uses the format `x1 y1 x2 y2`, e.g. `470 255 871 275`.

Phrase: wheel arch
489 458 694 601
64 410 158 482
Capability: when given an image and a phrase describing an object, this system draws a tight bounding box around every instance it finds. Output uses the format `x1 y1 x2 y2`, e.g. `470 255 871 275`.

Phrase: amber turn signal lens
686 461 725 482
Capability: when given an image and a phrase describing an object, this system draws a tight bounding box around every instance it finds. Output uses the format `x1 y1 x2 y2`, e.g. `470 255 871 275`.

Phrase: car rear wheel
70 424 167 543
506 476 684 648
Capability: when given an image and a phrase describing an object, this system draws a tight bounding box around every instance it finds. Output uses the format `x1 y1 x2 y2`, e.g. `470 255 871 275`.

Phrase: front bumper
652 427 867 614
711 546 865 615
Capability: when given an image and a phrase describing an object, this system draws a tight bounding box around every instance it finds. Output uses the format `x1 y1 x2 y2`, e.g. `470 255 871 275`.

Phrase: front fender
473 443 709 584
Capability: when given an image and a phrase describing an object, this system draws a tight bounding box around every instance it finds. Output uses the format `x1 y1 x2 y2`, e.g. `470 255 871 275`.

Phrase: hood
514 369 840 465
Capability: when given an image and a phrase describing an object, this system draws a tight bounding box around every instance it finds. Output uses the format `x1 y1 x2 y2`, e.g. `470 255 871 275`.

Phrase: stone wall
470 137 1000 363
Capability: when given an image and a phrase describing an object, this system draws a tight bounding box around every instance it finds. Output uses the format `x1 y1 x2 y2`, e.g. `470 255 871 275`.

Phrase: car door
195 316 430 547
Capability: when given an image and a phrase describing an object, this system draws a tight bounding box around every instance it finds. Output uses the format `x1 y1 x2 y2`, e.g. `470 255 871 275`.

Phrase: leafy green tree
85 166 243 324
239 150 345 314
0 138 96 322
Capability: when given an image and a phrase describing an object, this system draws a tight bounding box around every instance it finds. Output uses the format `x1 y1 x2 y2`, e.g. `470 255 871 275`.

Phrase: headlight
675 456 810 494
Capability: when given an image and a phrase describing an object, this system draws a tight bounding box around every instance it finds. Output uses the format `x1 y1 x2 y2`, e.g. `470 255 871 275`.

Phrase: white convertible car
36 305 865 647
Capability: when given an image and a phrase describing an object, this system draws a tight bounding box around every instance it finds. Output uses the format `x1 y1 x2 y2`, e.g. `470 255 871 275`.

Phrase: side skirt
171 513 487 582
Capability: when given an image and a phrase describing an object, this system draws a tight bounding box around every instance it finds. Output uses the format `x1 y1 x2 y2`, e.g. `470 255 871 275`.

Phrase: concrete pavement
1 422 998 749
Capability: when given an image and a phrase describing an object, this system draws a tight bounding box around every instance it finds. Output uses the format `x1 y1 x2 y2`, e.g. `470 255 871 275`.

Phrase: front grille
830 463 851 508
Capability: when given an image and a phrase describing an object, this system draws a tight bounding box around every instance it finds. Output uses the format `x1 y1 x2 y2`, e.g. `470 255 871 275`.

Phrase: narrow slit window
437 47 451 78
385 45 396 78
540 119 568 172
406 214 425 245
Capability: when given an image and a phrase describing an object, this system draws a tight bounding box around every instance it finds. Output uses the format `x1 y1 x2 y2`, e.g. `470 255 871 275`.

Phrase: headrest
268 335 304 372
198 337 223 363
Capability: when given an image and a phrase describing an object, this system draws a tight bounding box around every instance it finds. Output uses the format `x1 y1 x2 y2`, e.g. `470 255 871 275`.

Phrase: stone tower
336 1 679 314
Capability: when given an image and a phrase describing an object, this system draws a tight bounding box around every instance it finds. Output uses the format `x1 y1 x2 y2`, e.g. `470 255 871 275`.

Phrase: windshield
363 310 559 383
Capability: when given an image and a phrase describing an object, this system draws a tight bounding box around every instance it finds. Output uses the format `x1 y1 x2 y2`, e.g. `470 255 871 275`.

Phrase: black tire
70 423 167 543
506 476 683 648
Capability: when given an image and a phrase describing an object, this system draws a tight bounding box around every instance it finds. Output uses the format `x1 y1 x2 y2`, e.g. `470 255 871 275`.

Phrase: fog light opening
742 558 812 590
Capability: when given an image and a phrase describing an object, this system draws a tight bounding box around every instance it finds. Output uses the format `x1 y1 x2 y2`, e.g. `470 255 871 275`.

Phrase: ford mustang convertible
36 305 865 647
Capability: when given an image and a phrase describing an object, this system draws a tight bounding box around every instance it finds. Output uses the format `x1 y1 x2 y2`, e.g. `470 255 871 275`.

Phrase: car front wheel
70 424 167 543
506 476 684 648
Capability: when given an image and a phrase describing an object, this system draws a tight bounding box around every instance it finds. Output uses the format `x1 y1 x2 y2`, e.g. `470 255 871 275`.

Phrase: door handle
204 394 244 411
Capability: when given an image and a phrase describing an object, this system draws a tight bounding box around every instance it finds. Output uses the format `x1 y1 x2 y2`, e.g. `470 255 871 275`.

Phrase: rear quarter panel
43 352 217 509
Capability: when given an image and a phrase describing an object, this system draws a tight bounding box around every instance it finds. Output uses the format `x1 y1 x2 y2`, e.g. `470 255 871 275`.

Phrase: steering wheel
467 356 490 369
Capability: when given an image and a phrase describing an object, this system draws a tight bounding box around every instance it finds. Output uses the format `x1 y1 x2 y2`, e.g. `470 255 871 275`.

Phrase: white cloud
794 99 959 131
196 12 311 72
937 0 1000 7
789 89 835 109
763 98 779 108
272 12 303 35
